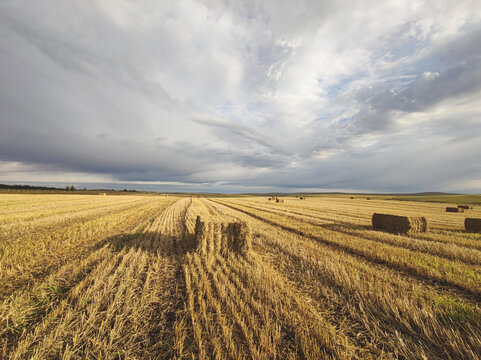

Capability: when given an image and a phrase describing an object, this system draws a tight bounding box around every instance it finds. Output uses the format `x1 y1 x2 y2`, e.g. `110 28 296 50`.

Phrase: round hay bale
465 218 481 233
372 213 428 234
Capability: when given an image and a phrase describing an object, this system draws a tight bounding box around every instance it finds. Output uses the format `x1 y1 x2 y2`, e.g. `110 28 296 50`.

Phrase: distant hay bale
350 197 354 199
458 205 470 209
372 213 427 234
275 198 284 203
366 197 371 200
465 218 481 233
446 207 463 213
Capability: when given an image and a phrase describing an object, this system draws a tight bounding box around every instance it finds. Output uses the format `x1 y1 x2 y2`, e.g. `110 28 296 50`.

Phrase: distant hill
395 192 459 196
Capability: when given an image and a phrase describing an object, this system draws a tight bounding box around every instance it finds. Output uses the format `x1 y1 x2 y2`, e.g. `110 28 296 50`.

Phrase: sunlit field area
1 193 481 359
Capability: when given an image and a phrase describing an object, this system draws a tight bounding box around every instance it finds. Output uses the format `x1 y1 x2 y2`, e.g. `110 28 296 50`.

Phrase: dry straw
446 207 463 213
372 213 428 234
465 218 481 233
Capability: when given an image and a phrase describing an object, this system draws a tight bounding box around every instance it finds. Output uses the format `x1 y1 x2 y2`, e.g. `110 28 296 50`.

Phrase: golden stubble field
1 193 481 359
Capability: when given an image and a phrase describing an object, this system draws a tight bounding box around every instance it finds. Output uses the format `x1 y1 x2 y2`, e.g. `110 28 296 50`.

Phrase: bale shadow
321 223 372 232
103 230 197 256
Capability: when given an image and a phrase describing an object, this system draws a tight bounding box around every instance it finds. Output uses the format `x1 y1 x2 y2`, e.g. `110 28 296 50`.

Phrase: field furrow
214 199 481 301
2 197 195 358
232 199 481 262
0 198 175 300
207 198 481 359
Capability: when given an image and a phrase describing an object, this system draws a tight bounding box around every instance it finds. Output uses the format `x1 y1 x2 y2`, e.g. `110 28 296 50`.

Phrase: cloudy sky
1 0 481 193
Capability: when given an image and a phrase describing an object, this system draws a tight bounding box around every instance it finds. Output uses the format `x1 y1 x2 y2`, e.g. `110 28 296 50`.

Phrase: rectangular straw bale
225 221 252 254
465 218 481 233
446 207 463 213
458 205 470 209
372 213 427 234
195 217 251 256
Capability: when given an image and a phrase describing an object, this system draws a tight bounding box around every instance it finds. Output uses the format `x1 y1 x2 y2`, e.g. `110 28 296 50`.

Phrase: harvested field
2 194 481 359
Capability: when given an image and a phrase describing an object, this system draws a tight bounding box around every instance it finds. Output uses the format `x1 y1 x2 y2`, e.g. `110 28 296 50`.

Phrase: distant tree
66 186 69 191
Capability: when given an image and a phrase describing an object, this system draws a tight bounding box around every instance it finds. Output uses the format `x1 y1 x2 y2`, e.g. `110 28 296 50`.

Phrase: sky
1 0 481 193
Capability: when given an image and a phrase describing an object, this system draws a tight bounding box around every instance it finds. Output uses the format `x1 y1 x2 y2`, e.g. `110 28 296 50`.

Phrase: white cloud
422 71 440 80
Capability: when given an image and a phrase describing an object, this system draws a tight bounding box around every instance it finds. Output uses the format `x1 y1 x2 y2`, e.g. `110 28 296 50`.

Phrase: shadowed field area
1 194 481 359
